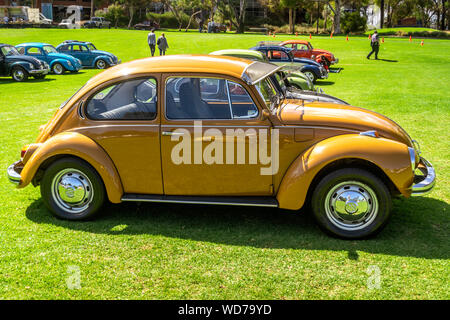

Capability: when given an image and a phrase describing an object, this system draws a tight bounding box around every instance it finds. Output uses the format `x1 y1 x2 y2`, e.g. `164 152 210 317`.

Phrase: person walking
147 28 156 57
157 33 169 56
367 30 380 60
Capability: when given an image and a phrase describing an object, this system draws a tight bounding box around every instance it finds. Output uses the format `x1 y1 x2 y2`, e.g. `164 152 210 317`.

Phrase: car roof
281 40 310 45
59 40 92 45
251 45 293 52
16 42 52 47
68 55 281 105
209 49 265 60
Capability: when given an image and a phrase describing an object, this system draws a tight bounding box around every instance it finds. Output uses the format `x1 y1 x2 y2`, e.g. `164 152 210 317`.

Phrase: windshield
273 72 287 94
87 43 96 51
43 45 57 54
255 77 281 111
1 46 19 56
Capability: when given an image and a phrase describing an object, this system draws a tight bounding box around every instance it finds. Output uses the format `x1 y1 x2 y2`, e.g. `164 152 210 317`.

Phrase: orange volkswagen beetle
7 55 435 239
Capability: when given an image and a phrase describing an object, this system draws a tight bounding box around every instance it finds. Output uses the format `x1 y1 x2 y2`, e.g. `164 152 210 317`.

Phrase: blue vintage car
55 40 121 69
16 43 82 75
0 43 50 82
250 45 328 83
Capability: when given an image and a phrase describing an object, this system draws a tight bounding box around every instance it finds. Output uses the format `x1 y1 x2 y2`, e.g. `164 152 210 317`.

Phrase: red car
280 40 338 69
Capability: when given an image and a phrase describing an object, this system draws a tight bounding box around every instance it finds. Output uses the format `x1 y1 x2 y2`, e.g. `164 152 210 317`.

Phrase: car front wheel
11 66 28 82
52 63 65 75
40 157 105 220
311 168 392 239
95 59 107 69
303 71 317 83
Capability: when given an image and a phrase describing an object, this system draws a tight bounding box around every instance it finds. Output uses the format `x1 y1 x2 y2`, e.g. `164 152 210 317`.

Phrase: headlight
408 147 416 172
67 61 72 66
28 63 34 69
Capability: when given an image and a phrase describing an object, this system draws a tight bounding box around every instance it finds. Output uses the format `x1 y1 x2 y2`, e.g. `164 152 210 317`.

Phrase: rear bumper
411 157 436 196
7 160 22 185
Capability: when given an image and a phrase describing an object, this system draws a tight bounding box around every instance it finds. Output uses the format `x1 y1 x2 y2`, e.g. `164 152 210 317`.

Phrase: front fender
301 65 320 77
19 132 123 203
276 134 414 210
287 76 309 90
93 55 112 66
9 61 33 73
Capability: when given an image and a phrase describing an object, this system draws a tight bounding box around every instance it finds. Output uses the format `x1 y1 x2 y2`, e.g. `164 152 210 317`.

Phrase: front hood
312 49 332 57
278 100 412 146
91 50 113 58
6 55 42 68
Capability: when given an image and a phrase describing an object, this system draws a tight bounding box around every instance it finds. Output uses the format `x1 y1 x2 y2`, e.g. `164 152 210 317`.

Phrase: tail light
21 145 30 159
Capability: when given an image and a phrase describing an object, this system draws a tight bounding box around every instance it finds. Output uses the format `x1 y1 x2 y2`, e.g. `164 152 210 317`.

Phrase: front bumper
411 157 436 196
320 71 329 79
7 160 22 185
109 59 121 66
29 67 50 75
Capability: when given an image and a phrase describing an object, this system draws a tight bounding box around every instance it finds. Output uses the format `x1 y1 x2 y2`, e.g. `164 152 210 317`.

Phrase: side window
166 77 231 120
299 44 308 51
59 44 69 52
86 78 157 120
270 50 288 61
227 81 258 119
17 47 25 54
81 45 89 52
27 47 42 55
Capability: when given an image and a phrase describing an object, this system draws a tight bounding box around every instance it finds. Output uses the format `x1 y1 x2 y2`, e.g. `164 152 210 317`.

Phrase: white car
39 13 52 24
58 19 80 29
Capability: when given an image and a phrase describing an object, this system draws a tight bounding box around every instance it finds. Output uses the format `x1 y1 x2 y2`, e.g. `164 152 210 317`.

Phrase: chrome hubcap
97 60 106 69
53 64 63 74
325 181 378 231
51 169 93 213
13 69 24 80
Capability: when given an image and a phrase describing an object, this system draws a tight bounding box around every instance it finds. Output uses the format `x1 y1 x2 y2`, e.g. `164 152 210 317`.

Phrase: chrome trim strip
161 124 269 128
360 130 379 138
121 196 278 207
274 125 359 133
411 157 436 196
73 124 159 130
7 161 21 185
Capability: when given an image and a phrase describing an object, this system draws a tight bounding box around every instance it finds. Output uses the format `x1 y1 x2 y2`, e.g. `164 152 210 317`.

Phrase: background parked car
58 19 80 29
280 40 339 67
0 43 49 82
251 45 328 83
16 43 82 75
83 17 111 29
133 21 160 30
56 40 120 69
209 49 314 91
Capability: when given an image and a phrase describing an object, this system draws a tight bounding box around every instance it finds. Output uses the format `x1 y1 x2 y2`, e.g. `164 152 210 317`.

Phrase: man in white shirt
147 29 156 57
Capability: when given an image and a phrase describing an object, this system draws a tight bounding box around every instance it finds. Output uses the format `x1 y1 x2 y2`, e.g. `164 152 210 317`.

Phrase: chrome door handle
162 131 184 136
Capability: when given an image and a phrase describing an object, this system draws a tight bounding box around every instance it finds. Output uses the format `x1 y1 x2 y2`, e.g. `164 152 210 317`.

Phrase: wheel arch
276 134 414 210
19 132 123 203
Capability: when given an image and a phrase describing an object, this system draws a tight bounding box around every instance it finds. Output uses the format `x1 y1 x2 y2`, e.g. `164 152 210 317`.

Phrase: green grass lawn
0 29 449 299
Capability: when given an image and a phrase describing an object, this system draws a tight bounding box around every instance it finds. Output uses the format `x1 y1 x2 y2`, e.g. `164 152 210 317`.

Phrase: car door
78 75 163 195
71 45 92 66
160 74 274 196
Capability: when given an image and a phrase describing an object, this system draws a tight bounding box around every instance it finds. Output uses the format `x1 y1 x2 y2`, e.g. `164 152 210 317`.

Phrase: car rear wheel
95 59 107 69
311 168 392 239
11 66 28 82
52 63 65 75
40 157 105 220
303 71 317 83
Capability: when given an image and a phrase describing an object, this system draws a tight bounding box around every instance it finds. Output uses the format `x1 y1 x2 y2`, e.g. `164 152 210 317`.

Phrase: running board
121 194 279 208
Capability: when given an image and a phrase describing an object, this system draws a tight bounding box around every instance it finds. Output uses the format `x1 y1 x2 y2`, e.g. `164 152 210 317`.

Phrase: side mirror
261 108 270 120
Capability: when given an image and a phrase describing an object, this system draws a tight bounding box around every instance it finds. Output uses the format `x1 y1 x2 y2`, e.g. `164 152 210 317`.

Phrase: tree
280 0 304 34
105 3 125 28
325 0 342 33
217 0 248 33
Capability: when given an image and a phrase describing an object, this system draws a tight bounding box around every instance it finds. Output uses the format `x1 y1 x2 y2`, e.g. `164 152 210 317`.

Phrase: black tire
303 70 317 83
95 59 107 69
52 63 65 75
311 168 392 239
40 157 105 220
11 66 28 82
33 74 46 80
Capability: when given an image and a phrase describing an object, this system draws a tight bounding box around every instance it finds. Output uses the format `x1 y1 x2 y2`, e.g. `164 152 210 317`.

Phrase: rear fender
19 132 123 203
